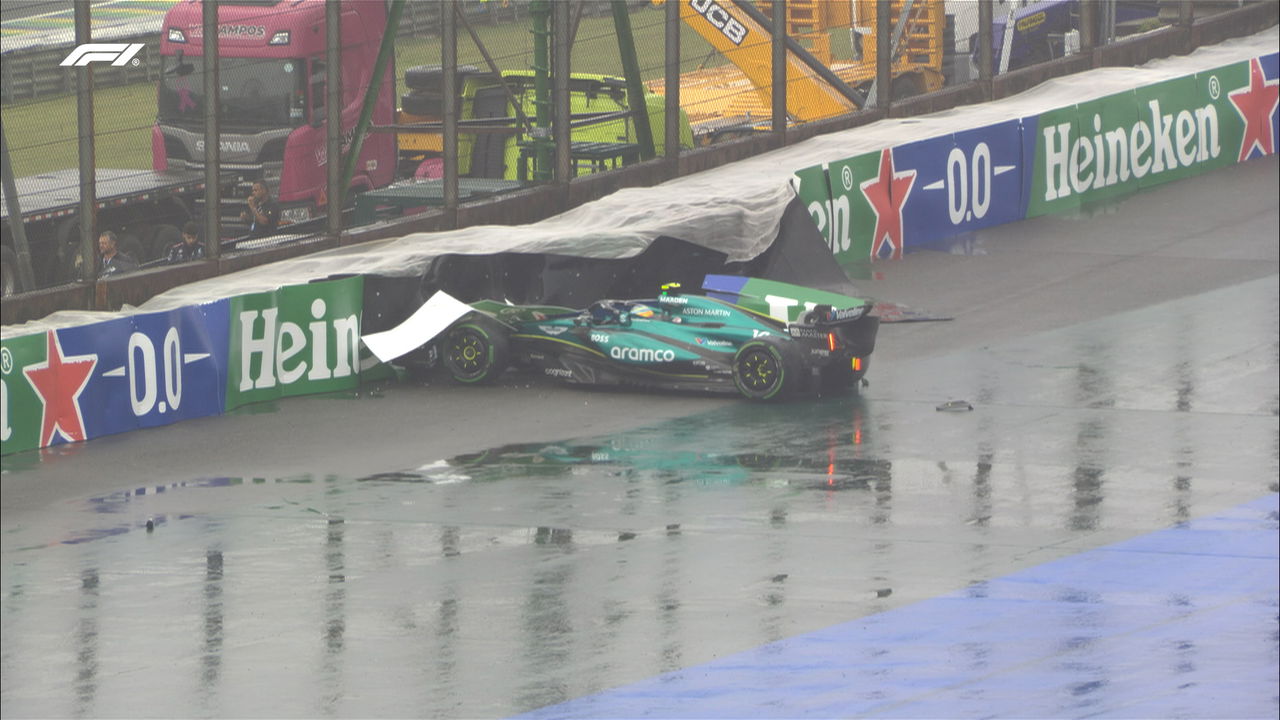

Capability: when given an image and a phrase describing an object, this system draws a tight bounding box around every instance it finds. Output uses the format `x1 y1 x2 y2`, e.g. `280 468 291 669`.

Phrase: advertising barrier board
1 302 230 455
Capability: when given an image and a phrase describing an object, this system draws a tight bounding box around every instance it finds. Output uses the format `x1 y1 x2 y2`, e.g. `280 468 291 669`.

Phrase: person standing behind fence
98 231 139 278
166 221 207 264
240 181 280 238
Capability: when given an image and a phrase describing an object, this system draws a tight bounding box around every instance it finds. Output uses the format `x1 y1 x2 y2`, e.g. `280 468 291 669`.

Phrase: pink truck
154 0 397 232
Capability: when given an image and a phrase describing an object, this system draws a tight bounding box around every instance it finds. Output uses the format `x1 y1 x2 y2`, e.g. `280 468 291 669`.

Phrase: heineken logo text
1043 99 1220 201
237 299 359 390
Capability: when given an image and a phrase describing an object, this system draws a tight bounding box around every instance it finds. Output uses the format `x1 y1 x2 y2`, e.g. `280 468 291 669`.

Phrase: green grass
1 7 720 177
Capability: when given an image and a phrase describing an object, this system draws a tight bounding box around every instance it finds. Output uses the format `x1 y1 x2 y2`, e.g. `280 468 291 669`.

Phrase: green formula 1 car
424 275 879 401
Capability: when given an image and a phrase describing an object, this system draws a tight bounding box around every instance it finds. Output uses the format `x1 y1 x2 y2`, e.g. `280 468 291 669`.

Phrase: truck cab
154 0 396 232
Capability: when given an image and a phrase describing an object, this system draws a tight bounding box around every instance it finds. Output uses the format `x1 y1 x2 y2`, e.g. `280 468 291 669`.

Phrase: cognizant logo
61 43 145 67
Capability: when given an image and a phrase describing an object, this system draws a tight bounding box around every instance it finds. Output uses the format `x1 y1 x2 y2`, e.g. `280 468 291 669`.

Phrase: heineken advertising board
796 52 1277 260
225 276 365 411
1 303 230 455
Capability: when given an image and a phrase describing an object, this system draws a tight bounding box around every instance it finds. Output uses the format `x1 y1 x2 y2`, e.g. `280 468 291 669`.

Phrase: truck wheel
150 224 182 260
442 318 511 384
55 218 84 283
1 246 18 297
732 336 800 401
118 233 145 264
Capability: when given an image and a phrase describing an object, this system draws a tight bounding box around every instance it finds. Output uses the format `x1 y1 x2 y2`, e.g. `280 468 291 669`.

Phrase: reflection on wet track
3 256 1278 713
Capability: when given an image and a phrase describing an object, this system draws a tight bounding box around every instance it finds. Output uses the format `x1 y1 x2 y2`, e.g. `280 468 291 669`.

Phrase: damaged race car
366 275 880 401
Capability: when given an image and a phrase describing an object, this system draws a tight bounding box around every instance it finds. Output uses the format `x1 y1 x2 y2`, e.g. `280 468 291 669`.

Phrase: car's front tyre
443 319 511 384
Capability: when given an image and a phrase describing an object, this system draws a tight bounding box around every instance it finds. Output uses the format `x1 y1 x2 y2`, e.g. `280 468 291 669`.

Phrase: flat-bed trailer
1 168 216 296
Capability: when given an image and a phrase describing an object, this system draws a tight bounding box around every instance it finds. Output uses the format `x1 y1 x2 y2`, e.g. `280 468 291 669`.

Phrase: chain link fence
1 0 1273 305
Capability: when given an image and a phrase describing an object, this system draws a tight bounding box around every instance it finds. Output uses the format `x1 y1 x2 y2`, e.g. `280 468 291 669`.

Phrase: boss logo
689 0 748 46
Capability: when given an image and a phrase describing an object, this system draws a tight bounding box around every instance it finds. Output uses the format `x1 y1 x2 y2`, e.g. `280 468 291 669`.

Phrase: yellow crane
650 0 945 143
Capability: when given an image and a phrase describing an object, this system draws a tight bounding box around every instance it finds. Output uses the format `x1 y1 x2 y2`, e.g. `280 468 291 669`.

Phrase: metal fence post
771 0 787 139
443 0 458 221
203 0 221 260
663 0 680 165
875 0 891 107
978 0 993 94
554 0 572 184
75 2 97 285
326 0 342 240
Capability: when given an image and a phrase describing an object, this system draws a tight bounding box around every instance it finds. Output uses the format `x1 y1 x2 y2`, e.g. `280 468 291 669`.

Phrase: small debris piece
936 400 974 412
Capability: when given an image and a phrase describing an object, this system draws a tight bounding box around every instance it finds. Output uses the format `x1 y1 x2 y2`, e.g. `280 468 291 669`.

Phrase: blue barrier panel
891 133 956 250
62 315 144 440
896 120 1028 249
32 301 232 443
128 302 231 430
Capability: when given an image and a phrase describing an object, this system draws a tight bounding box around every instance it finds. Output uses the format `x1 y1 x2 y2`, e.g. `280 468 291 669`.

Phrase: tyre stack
401 64 481 120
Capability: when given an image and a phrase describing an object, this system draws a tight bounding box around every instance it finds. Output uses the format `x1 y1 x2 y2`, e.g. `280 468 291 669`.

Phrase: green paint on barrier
1 332 49 456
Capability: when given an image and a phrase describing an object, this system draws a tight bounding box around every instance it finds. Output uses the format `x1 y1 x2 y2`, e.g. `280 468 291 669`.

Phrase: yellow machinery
650 0 945 143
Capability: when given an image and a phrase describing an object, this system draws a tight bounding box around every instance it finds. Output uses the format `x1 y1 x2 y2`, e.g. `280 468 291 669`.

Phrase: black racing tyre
403 64 480 92
401 91 443 117
732 336 800 401
442 319 511 384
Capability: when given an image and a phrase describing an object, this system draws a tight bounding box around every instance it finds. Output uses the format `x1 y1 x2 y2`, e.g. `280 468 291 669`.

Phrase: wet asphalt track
1 156 1277 718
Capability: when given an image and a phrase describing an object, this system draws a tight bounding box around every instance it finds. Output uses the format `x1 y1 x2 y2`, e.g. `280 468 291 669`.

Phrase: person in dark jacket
98 231 138 277
166 221 206 263
240 181 280 238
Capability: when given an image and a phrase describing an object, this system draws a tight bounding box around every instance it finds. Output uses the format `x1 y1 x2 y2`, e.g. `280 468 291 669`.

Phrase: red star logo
1228 57 1279 162
23 331 97 447
860 148 916 261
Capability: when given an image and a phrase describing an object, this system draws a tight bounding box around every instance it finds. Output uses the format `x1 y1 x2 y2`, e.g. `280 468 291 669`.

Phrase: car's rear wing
701 274 872 325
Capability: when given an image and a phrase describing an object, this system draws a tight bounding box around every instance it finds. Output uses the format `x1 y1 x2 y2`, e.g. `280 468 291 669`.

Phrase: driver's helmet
630 303 656 319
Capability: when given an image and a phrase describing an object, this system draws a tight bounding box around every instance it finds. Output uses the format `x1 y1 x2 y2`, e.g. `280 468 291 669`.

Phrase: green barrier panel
1026 102 1084 218
1131 73 1217 191
792 163 837 252
225 276 365 411
826 150 886 265
1068 90 1143 208
1 332 52 456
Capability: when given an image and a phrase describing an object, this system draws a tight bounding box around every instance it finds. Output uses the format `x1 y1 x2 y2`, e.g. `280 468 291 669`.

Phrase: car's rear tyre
442 319 510 384
732 337 799 401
